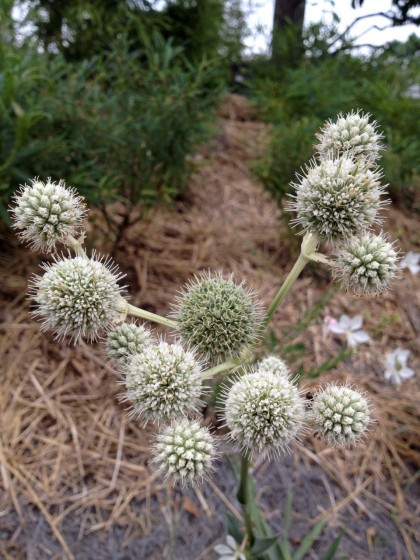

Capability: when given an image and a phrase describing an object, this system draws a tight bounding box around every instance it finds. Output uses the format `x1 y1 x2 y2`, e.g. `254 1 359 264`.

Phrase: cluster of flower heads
290 110 401 296
8 113 391 487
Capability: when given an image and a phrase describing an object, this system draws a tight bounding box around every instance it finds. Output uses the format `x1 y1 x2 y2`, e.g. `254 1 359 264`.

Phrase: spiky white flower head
152 419 216 485
124 341 203 423
223 370 306 455
258 356 290 379
10 178 86 252
31 253 126 342
105 322 152 366
173 272 262 364
312 384 371 446
316 111 384 163
289 156 386 243
334 233 400 295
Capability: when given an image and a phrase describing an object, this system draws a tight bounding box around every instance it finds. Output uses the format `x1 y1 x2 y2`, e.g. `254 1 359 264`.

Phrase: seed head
105 322 152 366
289 156 386 243
10 178 86 252
258 356 289 379
334 233 400 295
125 342 203 423
223 371 306 455
316 111 384 163
31 253 126 342
173 272 262 364
312 384 371 446
152 419 217 485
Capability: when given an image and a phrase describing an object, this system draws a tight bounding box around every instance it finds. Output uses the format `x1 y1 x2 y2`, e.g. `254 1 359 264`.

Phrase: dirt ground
0 95 419 560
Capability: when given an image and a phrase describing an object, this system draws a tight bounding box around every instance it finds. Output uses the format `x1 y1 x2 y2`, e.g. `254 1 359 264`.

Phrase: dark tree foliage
351 0 420 26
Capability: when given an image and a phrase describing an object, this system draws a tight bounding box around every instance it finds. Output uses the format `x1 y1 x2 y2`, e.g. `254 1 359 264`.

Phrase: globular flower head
334 233 400 295
173 272 262 364
124 341 203 423
312 384 371 446
152 419 217 485
105 322 152 366
31 253 126 342
222 370 306 455
289 156 386 243
316 111 384 163
10 178 86 252
257 356 290 379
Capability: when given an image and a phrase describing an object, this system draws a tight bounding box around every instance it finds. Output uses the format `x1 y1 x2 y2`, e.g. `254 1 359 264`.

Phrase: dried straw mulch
0 95 419 559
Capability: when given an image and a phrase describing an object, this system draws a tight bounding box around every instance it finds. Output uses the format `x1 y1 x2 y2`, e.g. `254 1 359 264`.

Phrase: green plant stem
238 453 254 550
259 231 319 332
125 302 178 329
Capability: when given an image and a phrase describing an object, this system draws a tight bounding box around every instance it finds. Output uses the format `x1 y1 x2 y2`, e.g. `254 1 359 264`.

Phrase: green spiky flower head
223 370 306 455
124 341 203 423
31 253 126 342
10 178 86 252
312 384 371 446
173 272 262 364
152 419 216 485
105 322 152 366
316 111 384 163
290 156 386 243
334 233 400 295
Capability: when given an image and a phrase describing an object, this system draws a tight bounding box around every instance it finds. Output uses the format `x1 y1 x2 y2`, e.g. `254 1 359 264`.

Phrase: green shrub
0 34 223 223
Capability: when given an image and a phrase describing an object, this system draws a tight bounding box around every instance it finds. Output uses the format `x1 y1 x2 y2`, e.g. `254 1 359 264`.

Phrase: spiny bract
152 419 216 485
290 156 386 243
334 233 400 295
11 178 86 252
312 384 371 446
223 370 306 455
125 342 203 422
315 111 384 163
31 254 125 342
105 322 152 366
173 272 261 364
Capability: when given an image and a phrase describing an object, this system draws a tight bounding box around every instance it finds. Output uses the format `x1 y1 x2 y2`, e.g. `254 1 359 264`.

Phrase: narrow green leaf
292 518 327 560
321 531 343 560
226 513 244 545
250 535 280 556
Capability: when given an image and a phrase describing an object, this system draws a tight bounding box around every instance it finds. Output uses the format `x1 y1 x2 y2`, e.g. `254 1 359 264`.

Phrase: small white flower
384 348 415 384
214 535 245 560
326 314 370 348
399 252 420 275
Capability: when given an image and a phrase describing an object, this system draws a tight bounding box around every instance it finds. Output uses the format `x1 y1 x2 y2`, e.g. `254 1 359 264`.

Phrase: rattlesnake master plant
315 110 384 163
10 111 398 493
334 233 400 295
31 254 126 342
11 178 86 252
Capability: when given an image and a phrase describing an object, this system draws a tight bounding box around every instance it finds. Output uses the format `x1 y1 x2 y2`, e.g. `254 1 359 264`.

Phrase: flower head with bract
316 111 384 163
257 356 289 379
384 348 415 384
31 253 126 342
152 419 216 485
10 178 86 252
289 156 386 243
312 384 371 446
223 370 306 455
173 272 262 364
334 233 400 295
105 322 152 366
124 341 203 423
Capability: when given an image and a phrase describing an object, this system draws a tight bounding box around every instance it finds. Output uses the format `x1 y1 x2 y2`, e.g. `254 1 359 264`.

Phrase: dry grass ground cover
0 95 419 559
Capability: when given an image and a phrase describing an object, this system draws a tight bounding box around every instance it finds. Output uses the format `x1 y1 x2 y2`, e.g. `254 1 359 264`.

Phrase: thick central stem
238 453 255 549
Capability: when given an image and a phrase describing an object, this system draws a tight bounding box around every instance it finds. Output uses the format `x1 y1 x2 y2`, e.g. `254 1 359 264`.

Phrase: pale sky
245 0 420 54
